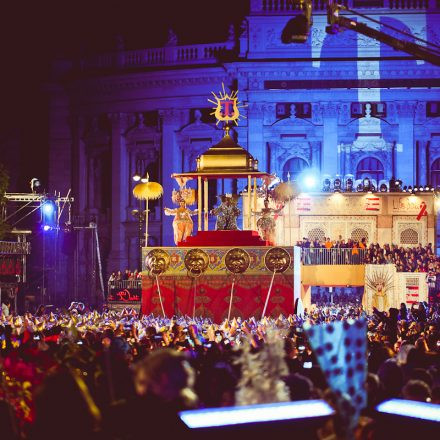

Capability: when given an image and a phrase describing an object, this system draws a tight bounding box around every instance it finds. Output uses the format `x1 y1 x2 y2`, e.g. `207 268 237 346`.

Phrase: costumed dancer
254 198 284 243
164 187 197 245
211 194 241 230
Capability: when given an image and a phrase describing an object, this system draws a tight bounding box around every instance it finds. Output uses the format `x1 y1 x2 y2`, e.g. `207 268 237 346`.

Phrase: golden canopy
196 126 258 174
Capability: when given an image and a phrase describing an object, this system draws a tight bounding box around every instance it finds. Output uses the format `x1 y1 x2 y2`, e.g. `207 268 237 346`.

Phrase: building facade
47 0 440 294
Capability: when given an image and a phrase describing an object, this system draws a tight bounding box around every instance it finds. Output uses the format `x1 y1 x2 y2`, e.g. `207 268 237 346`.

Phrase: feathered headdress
172 188 196 205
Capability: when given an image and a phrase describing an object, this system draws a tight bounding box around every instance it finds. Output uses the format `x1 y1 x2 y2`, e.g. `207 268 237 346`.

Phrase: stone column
418 139 427 187
248 103 266 171
310 141 322 171
397 101 416 187
108 113 128 271
160 109 184 246
71 116 87 213
322 103 339 177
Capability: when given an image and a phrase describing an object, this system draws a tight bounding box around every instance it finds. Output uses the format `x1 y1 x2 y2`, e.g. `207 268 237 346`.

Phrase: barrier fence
301 248 367 265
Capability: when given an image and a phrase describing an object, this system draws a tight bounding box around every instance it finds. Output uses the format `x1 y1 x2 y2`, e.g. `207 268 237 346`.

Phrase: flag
405 285 419 304
296 196 312 212
365 196 380 211
304 318 367 436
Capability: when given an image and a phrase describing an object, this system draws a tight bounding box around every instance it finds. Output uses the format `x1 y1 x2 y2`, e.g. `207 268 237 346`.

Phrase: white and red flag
365 196 380 211
296 196 312 212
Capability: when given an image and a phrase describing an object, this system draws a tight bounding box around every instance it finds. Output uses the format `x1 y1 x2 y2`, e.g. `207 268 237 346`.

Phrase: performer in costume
164 189 197 245
211 194 240 230
254 198 284 243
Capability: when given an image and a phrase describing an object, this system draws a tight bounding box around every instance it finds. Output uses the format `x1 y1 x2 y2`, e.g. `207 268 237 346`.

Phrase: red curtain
142 274 293 321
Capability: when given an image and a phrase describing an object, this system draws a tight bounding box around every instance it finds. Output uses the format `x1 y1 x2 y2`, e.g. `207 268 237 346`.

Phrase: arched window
356 157 384 182
283 157 308 181
308 227 326 242
351 228 369 243
430 157 440 187
400 228 419 245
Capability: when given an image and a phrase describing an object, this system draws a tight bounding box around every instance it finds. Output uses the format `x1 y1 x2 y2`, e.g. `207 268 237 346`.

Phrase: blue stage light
42 201 55 215
376 399 440 422
43 225 51 232
179 400 334 429
304 175 316 189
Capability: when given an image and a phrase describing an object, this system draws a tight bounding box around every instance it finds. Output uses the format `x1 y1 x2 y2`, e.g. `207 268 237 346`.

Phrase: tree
0 162 10 239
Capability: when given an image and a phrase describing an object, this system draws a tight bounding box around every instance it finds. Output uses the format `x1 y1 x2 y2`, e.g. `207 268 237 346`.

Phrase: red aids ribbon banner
416 201 427 221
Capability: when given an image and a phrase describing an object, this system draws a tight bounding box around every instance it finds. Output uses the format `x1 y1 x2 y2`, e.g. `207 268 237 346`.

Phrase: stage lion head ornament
225 248 250 275
264 247 291 273
145 249 171 275
184 249 209 277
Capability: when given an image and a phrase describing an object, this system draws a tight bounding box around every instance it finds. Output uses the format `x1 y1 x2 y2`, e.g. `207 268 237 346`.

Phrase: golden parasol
273 181 299 202
273 179 299 245
133 175 163 246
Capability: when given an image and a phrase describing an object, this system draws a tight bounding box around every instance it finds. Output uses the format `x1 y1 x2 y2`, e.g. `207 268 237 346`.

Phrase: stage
141 246 294 320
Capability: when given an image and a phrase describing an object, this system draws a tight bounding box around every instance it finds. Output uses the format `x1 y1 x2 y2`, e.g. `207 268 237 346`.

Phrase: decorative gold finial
208 83 246 126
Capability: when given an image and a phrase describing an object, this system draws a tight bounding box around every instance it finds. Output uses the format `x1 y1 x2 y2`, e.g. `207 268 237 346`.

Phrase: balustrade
0 241 31 255
301 248 367 265
81 41 234 72
251 0 430 11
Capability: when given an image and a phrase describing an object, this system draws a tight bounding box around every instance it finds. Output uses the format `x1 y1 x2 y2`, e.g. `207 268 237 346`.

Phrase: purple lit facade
46 1 440 299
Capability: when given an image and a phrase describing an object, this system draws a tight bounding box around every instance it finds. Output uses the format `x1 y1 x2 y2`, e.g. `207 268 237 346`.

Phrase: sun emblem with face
264 247 291 273
184 249 209 277
145 249 170 275
225 248 250 274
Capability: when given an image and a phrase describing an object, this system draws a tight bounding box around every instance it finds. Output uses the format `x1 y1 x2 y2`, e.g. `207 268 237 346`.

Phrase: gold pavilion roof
172 126 268 180
197 127 258 173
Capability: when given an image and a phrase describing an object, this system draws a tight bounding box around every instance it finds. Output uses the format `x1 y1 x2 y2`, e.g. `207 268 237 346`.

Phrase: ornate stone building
47 0 440 286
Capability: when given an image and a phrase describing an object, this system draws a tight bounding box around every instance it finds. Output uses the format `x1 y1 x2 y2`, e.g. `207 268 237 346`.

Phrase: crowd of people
108 270 142 284
0 302 439 439
299 238 440 270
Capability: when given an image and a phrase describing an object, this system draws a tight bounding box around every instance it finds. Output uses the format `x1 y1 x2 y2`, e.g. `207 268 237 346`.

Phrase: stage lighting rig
30 178 41 193
322 177 331 192
282 0 312 43
362 177 371 192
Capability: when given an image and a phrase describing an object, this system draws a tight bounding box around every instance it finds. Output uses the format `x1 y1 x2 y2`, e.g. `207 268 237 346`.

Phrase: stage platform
141 246 294 321
178 230 270 247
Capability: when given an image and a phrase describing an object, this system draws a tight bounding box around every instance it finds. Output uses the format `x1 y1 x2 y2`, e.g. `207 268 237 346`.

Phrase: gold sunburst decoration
208 83 247 126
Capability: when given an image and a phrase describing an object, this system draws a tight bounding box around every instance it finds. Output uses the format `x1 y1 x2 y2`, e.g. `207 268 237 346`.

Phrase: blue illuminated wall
47 1 440 279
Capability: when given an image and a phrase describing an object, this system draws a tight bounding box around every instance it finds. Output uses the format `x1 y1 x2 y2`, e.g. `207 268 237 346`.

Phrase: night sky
1 0 249 192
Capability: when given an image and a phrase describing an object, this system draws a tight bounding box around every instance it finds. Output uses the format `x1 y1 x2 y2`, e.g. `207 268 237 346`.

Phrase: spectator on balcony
108 272 116 284
122 269 130 281
1 299 10 317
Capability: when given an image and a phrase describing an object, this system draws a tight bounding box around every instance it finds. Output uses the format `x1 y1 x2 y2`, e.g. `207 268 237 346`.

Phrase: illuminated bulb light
179 400 334 429
304 175 317 189
376 399 440 423
43 225 51 231
42 202 55 215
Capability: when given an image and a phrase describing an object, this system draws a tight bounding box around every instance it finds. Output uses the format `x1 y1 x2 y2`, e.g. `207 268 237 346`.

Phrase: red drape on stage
142 274 293 321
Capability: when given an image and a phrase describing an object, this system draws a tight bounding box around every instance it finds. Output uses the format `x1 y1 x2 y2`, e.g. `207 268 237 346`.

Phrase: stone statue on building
211 194 240 230
289 103 296 119
115 34 125 51
228 24 235 42
166 28 178 46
